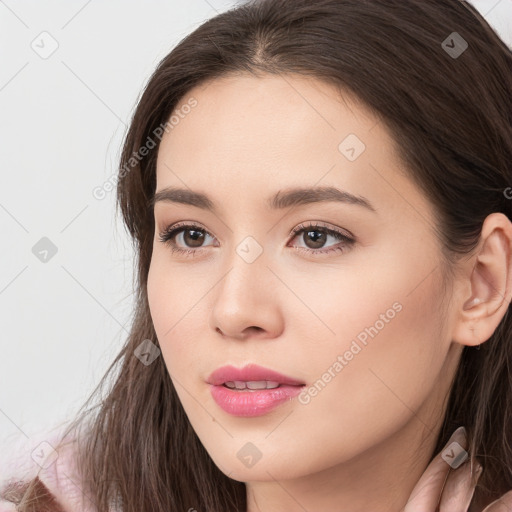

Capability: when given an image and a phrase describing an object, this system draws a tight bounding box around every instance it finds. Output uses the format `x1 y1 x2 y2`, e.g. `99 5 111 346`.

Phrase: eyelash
157 221 355 258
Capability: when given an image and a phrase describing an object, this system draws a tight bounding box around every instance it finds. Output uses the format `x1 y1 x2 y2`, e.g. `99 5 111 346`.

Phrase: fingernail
449 426 467 444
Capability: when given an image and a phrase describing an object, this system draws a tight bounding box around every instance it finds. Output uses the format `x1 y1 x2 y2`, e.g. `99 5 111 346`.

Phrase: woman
2 0 511 510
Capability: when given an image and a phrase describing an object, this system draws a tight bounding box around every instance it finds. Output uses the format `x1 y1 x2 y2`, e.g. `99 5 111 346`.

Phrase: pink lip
207 364 305 417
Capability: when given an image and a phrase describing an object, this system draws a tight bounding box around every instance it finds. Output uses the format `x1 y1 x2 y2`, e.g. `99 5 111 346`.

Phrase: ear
452 212 512 347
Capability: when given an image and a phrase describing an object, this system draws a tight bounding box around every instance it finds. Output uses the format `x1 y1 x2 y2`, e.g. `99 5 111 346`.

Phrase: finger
403 426 468 512
438 459 482 512
482 490 512 512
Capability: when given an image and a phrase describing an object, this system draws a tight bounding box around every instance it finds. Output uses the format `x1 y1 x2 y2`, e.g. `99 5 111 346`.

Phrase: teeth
224 380 281 390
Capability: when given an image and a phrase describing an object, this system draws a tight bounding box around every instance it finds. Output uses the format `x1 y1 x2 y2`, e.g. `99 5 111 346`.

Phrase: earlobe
452 213 512 347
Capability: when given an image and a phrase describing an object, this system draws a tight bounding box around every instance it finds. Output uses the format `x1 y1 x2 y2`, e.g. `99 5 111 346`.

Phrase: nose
209 244 284 341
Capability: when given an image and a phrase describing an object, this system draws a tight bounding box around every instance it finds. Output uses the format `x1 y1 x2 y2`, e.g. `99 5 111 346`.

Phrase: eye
287 221 355 256
157 221 355 257
158 222 216 257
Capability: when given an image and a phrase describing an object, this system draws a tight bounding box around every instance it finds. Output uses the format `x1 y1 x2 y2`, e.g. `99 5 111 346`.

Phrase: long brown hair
3 0 511 510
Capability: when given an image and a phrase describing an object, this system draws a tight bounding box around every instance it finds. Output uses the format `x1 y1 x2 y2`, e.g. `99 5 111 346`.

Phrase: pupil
306 229 325 248
185 229 204 247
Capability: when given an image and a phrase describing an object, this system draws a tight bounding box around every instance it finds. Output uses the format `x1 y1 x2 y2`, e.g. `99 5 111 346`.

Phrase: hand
403 426 512 511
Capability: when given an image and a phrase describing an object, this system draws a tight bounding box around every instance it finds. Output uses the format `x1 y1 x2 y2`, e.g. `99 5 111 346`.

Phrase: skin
146 73 512 512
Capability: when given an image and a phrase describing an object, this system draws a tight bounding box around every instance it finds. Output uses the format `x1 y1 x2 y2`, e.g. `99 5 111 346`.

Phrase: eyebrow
151 186 377 214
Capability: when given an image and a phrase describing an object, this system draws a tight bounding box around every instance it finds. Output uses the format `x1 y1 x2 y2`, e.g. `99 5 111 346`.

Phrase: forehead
160 73 381 159
154 73 434 226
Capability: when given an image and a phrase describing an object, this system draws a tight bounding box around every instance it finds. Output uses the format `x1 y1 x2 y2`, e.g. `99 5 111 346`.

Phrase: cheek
146 255 208 377
278 242 446 373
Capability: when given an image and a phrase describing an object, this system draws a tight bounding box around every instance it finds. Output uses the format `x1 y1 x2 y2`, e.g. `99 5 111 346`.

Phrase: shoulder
0 426 97 512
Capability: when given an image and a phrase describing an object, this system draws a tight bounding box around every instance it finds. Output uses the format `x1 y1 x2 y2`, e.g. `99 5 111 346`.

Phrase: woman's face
147 73 463 489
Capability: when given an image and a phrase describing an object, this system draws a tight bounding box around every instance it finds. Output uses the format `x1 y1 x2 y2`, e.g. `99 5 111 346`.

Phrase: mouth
207 364 306 417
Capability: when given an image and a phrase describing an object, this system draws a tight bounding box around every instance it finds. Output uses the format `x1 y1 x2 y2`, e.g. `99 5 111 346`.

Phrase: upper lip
207 363 305 386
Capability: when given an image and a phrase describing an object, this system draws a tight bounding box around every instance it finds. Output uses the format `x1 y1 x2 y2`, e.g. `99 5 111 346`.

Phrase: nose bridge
210 231 282 337
219 232 269 300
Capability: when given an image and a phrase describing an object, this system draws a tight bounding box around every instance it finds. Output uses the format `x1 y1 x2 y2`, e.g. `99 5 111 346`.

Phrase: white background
0 0 511 480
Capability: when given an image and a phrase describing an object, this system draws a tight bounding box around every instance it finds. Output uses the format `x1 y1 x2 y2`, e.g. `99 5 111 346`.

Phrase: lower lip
209 384 304 417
